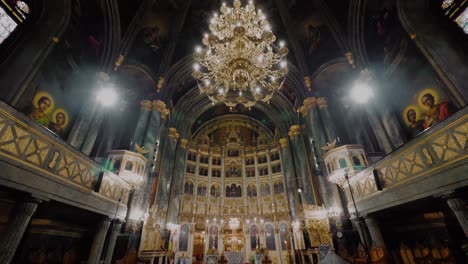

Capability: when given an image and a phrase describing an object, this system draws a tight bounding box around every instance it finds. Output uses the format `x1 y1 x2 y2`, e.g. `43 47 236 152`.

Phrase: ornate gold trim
140 100 153 112
279 138 288 148
315 97 328 109
152 100 169 119
299 97 316 117
180 139 189 149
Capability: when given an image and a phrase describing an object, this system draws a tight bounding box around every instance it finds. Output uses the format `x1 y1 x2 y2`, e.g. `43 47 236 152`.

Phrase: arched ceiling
120 0 356 137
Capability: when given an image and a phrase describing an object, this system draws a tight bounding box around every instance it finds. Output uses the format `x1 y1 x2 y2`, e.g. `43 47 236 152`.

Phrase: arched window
274 180 284 194
209 226 218 249
197 183 207 196
125 161 134 171
260 183 270 196
113 159 121 172
210 185 220 197
247 185 257 197
250 225 259 250
0 0 34 46
279 223 288 250
442 0 468 34
184 181 194 194
339 158 347 168
352 156 361 166
265 224 276 250
178 224 189 251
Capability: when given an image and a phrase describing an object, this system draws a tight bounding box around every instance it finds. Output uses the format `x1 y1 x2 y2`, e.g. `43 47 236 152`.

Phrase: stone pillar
67 72 110 152
279 138 299 221
67 99 98 149
104 220 122 264
315 97 338 142
364 217 385 247
301 97 343 211
447 198 468 238
289 125 316 205
365 107 393 154
81 108 106 155
88 218 112 264
156 128 179 226
167 139 189 223
188 224 195 259
350 216 371 250
131 100 153 151
0 199 40 264
275 227 283 264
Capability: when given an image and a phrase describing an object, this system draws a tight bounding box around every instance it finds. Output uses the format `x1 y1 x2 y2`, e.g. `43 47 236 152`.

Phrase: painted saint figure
28 96 51 126
48 111 66 136
420 93 455 129
405 108 424 137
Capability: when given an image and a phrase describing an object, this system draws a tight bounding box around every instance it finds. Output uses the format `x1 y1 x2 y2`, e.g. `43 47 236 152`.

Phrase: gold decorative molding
345 52 355 69
279 138 288 148
114 54 125 71
410 34 417 40
140 100 153 112
157 77 165 93
168 128 179 142
299 97 316 117
152 100 169 119
289 125 302 139
316 97 328 109
180 139 189 149
304 76 312 91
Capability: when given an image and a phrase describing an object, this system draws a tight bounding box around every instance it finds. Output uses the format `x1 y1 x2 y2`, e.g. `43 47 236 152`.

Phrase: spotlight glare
351 81 374 104
96 86 118 107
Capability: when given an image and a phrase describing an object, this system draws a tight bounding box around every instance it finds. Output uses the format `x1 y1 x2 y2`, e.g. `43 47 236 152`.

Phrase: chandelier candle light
193 0 289 109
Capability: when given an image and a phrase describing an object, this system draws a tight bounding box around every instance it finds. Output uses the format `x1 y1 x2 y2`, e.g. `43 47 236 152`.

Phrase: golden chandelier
192 0 289 109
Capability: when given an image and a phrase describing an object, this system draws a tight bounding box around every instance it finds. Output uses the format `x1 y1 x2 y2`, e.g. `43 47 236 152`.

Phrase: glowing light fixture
351 81 373 104
96 85 118 107
193 0 288 109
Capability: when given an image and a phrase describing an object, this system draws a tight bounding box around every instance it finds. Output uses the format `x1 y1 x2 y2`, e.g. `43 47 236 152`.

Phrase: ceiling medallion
192 0 289 110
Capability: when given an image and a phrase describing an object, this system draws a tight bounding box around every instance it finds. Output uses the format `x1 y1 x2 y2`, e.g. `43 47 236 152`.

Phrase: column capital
316 97 328 109
180 139 189 149
288 125 302 139
152 100 169 119
140 100 153 112
168 127 180 141
298 97 316 117
279 138 288 148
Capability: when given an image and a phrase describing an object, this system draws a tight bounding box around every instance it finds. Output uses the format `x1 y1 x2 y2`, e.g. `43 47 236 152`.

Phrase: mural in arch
402 87 456 138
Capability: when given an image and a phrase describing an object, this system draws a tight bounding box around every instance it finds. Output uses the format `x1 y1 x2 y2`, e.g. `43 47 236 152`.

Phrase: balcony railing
347 107 468 208
0 101 131 216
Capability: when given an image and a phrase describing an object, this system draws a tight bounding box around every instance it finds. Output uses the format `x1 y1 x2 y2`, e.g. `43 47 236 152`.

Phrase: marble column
81 107 105 156
315 97 338 142
67 98 98 149
166 139 188 223
0 199 40 264
157 128 178 226
447 198 468 238
131 100 153 151
301 97 343 211
68 72 110 151
104 220 122 264
279 138 299 221
365 107 394 154
289 125 316 205
88 218 112 264
275 227 283 264
364 217 385 248
350 216 371 250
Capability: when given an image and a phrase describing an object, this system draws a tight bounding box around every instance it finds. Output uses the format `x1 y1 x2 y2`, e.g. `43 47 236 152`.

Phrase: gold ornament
193 0 288 108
